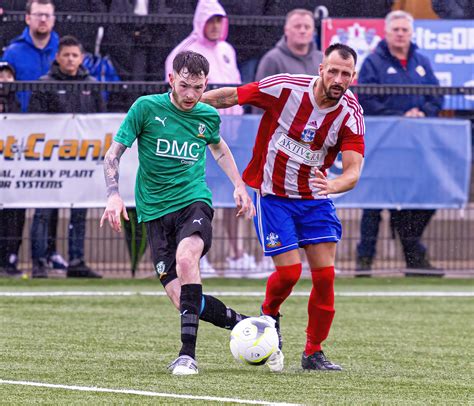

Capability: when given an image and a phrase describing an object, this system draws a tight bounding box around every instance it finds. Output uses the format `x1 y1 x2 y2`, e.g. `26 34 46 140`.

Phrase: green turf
0 278 473 405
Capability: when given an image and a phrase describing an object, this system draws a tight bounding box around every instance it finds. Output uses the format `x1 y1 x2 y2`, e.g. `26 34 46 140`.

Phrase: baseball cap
0 61 16 76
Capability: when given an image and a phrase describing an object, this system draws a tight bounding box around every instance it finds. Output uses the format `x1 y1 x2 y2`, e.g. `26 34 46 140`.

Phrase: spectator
355 10 443 276
28 35 105 278
165 0 243 115
1 0 59 112
165 0 254 274
0 61 25 278
255 8 323 82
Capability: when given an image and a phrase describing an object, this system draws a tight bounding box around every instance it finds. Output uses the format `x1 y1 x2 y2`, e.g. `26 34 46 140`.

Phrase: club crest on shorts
301 126 316 143
266 232 281 248
197 123 206 138
155 261 167 279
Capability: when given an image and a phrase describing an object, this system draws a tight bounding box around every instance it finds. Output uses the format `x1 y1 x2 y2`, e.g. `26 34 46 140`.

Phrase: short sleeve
114 98 145 147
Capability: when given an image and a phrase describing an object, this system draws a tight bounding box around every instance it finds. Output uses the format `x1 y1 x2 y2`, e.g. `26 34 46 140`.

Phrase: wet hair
58 35 84 54
26 0 55 14
173 51 210 77
324 43 357 66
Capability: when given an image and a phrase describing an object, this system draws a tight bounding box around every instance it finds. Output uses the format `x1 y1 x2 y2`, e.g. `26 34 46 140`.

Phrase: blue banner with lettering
207 116 471 209
413 20 474 110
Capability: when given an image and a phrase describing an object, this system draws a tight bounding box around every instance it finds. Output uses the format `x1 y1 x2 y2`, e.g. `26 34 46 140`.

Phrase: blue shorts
253 193 342 256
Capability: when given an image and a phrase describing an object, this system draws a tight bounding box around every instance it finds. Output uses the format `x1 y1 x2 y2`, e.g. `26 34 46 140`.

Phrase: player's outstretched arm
201 87 238 109
311 150 363 196
208 139 255 219
100 141 129 232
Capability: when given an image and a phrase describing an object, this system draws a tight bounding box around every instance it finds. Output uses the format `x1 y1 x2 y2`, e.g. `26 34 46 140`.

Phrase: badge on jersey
155 261 167 280
301 126 316 143
197 123 206 138
265 232 282 248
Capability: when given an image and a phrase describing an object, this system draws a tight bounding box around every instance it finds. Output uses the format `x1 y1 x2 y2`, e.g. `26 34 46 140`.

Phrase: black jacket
29 61 105 114
0 90 21 113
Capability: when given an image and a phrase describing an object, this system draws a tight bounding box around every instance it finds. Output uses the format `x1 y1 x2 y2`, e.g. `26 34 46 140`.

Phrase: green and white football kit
114 93 221 223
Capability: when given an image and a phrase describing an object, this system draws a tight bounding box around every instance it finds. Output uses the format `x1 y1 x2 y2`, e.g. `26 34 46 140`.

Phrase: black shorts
145 201 214 287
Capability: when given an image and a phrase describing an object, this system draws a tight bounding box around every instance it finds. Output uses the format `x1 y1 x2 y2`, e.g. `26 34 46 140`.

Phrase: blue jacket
2 27 59 111
358 39 442 117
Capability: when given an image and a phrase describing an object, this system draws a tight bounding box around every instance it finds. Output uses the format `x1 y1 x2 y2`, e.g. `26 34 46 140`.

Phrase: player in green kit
100 51 255 375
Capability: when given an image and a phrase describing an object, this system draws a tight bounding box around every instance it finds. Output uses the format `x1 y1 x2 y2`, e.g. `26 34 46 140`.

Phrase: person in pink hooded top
165 0 243 116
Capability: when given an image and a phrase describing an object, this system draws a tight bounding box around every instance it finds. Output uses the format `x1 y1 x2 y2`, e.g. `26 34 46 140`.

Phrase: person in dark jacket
29 35 105 278
355 10 443 276
0 61 26 278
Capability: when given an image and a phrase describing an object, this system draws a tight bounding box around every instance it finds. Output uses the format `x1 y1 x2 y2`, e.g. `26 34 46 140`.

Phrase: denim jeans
31 208 87 262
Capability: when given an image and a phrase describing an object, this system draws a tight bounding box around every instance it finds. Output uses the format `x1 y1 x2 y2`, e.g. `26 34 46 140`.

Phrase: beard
32 27 51 40
322 80 346 101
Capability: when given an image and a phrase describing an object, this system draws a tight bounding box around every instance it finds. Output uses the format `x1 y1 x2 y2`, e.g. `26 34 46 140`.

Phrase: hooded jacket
28 60 105 114
165 0 243 115
255 36 324 81
358 39 442 117
2 27 60 111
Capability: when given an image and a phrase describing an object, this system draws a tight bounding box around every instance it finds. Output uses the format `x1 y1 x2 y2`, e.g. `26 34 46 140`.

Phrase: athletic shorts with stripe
145 201 214 286
253 193 342 257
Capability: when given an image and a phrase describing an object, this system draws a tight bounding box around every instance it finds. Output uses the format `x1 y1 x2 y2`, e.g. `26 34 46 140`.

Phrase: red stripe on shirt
272 151 290 197
297 164 313 198
242 88 292 190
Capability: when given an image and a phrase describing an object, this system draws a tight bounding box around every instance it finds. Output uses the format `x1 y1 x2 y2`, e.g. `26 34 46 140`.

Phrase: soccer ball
230 316 279 366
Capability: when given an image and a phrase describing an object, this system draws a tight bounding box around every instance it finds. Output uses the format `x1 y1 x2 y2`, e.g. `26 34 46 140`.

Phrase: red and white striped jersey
237 73 365 199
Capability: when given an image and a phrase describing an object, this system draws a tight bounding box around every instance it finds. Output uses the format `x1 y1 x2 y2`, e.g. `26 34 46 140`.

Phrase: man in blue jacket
356 10 443 276
2 0 59 112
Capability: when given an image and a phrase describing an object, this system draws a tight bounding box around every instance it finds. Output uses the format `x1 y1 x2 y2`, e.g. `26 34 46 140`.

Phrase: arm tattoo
104 141 127 198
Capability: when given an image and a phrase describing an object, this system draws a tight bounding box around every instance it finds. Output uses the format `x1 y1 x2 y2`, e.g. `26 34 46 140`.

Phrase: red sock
262 263 302 316
305 266 335 355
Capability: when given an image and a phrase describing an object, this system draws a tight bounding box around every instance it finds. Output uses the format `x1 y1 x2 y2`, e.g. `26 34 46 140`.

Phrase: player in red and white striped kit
202 44 364 371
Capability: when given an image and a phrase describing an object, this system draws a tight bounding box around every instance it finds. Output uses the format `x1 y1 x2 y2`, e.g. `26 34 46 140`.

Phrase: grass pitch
0 277 473 405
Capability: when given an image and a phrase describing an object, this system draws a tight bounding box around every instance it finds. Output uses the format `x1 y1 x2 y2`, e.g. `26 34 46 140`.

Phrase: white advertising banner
0 113 138 208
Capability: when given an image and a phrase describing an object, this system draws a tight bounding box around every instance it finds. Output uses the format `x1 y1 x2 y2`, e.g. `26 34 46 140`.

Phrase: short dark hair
324 43 357 66
58 35 84 54
26 0 55 14
173 51 209 78
0 61 16 77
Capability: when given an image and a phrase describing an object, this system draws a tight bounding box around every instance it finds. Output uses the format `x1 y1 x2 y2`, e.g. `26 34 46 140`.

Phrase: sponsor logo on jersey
266 232 282 248
197 123 206 138
155 138 201 162
276 133 324 166
155 261 167 279
387 66 397 74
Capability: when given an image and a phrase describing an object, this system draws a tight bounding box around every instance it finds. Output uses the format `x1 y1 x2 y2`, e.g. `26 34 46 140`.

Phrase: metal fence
9 204 474 278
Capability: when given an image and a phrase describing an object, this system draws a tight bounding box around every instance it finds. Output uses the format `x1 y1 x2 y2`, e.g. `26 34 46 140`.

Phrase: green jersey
114 93 221 222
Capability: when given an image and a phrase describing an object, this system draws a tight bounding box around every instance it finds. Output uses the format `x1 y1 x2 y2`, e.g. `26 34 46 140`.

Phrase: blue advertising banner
413 19 474 110
208 116 471 209
322 18 474 110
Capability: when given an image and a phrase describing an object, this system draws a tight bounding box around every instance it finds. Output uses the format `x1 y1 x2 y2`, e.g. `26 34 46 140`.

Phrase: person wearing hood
165 0 243 116
28 35 105 279
2 0 59 112
255 8 323 82
355 10 443 277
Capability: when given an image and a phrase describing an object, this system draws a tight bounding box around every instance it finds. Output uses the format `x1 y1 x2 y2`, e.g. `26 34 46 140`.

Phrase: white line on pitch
0 379 301 406
0 291 472 297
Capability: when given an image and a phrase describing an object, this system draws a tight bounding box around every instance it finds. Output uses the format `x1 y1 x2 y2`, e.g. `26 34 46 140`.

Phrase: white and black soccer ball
229 316 279 366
